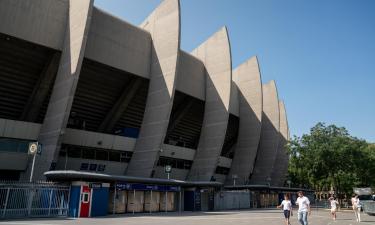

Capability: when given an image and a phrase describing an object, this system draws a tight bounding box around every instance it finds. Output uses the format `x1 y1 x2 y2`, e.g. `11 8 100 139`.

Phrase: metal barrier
362 201 375 215
313 199 330 209
0 181 70 219
214 191 251 210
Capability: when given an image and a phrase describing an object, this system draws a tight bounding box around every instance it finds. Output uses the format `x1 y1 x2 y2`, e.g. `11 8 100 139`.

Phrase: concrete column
187 27 232 181
226 56 263 185
21 0 94 181
270 101 289 186
250 80 280 185
126 0 181 177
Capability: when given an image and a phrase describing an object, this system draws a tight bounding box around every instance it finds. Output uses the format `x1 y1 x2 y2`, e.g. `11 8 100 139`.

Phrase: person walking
328 196 339 221
295 191 311 225
277 194 293 225
351 194 361 222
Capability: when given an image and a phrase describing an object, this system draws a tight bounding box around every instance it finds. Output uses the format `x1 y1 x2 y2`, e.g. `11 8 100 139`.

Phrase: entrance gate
112 183 181 214
0 181 70 219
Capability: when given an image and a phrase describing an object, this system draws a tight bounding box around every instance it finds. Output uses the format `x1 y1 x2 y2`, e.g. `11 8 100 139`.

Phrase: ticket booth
69 182 110 217
80 185 91 217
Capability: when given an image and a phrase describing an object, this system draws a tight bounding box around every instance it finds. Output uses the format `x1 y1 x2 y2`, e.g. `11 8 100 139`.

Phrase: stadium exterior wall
0 0 289 185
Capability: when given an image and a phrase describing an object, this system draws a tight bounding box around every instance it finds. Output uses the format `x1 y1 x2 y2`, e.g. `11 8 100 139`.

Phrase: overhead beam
98 78 143 133
20 52 60 122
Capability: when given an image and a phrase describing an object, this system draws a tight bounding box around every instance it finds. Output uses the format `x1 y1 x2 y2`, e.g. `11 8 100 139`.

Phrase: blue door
90 187 109 217
184 191 194 211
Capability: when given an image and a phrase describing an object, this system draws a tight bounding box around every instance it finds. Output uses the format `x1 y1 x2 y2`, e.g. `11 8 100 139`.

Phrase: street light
266 177 272 208
287 180 291 188
232 174 238 186
28 142 41 182
165 165 172 180
266 177 272 187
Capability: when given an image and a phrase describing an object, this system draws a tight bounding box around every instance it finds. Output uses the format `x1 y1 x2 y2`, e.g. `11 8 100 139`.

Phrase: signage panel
116 183 180 192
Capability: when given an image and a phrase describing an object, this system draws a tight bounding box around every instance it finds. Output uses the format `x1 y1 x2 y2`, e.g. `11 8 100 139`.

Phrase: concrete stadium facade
0 0 289 186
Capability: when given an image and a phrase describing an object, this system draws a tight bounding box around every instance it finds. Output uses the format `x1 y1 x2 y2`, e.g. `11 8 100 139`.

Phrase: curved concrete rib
250 80 280 184
176 51 205 101
126 0 180 177
226 56 263 185
229 80 239 117
21 0 94 180
271 101 289 186
187 27 232 181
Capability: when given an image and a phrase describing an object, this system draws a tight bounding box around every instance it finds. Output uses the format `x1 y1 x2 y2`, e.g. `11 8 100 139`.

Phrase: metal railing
362 201 375 215
0 181 70 219
313 199 353 209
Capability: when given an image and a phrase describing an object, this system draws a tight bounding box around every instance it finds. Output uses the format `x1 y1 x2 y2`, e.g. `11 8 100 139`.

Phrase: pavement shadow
97 211 240 218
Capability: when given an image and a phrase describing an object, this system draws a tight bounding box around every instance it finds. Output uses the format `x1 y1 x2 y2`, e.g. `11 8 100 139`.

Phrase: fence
0 181 70 219
313 199 354 209
362 201 375 215
214 191 251 210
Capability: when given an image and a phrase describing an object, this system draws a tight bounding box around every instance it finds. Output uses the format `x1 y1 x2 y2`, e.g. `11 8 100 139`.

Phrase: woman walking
351 194 361 222
277 194 293 225
328 197 339 221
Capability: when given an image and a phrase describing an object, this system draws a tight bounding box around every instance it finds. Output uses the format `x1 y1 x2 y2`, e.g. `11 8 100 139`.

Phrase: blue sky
94 0 375 142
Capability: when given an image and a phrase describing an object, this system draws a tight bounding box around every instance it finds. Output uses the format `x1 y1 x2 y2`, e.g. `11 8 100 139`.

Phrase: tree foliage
287 122 375 197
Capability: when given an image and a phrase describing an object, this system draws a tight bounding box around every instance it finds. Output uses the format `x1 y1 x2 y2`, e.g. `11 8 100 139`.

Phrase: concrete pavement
0 209 374 225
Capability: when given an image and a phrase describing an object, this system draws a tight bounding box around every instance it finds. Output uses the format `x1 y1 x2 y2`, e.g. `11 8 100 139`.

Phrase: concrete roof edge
44 170 223 187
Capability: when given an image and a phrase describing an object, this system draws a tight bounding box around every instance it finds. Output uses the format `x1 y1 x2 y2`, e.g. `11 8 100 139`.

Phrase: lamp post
165 165 172 180
232 174 238 186
266 177 271 208
287 180 291 188
28 142 39 182
266 177 272 187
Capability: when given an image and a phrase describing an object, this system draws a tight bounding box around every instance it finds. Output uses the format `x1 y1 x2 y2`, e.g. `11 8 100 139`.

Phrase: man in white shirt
295 191 311 225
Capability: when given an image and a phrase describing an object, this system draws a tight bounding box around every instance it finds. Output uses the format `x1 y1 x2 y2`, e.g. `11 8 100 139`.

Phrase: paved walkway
0 209 374 225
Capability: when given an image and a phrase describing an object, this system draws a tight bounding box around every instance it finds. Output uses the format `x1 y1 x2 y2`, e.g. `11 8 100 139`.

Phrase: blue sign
90 183 102 188
89 164 97 171
80 163 89 170
79 163 106 172
168 186 181 192
116 183 180 192
98 164 106 172
114 127 140 138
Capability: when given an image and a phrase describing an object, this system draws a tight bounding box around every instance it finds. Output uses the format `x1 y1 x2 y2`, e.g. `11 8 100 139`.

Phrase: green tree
287 122 374 198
